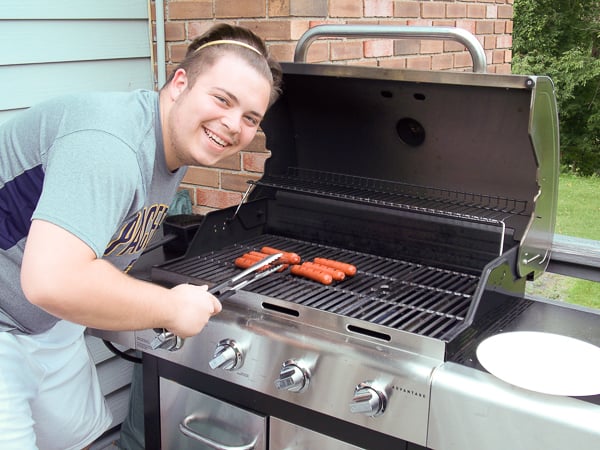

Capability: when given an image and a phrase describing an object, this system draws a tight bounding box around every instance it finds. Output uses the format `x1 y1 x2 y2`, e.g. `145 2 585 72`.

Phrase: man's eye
215 96 228 105
245 116 259 126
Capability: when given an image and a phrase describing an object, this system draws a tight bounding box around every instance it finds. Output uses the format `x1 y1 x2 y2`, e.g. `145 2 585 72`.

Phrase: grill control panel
135 304 439 447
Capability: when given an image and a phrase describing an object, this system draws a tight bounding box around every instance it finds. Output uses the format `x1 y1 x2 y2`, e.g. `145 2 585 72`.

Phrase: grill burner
153 234 479 341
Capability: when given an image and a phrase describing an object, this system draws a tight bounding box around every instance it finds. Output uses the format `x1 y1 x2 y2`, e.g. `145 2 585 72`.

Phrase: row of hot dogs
234 246 357 285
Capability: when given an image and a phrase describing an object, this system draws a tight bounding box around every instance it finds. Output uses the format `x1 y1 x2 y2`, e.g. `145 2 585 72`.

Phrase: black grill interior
152 234 479 341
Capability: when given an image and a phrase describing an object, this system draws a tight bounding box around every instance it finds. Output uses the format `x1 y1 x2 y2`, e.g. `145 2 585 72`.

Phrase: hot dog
238 252 288 272
260 246 301 264
313 257 357 276
301 261 345 281
290 264 333 285
234 256 267 270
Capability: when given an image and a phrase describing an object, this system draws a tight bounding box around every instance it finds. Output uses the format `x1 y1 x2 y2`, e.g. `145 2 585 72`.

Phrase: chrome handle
294 24 487 73
179 413 258 450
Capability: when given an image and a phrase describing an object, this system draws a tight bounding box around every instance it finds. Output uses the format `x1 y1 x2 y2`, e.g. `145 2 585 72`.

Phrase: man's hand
164 284 222 338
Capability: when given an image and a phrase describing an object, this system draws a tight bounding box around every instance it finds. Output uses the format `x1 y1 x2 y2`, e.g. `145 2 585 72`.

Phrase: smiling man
0 24 281 450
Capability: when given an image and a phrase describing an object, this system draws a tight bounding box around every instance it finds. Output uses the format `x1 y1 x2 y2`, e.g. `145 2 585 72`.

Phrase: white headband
194 39 262 56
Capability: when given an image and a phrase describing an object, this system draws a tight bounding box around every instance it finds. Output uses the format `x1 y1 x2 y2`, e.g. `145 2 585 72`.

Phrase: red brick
196 188 242 209
182 167 219 187
290 0 328 16
467 5 486 19
216 0 266 18
364 39 394 58
169 44 188 63
476 21 494 35
484 35 496 50
455 20 476 34
165 22 186 42
242 151 271 172
393 1 420 18
245 133 268 153
365 0 394 17
505 20 513 34
445 41 466 53
394 39 420 55
244 21 294 41
498 5 513 19
454 51 475 69
420 40 443 54
305 41 329 63
213 154 241 171
432 53 453 71
379 57 406 69
447 4 467 18
421 3 445 19
492 49 505 64
330 0 362 17
331 41 363 60
168 1 212 20
221 172 261 191
406 55 431 70
188 21 221 40
268 43 296 63
496 34 512 48
269 0 290 17
486 5 498 19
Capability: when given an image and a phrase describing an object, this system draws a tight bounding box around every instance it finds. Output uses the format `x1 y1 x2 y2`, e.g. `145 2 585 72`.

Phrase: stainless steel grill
120 26 599 450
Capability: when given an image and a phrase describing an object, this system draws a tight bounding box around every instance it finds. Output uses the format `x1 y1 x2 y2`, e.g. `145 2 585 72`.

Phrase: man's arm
21 219 221 338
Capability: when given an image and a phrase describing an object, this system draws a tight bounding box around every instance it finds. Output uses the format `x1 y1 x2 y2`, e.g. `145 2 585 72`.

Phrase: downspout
153 0 167 89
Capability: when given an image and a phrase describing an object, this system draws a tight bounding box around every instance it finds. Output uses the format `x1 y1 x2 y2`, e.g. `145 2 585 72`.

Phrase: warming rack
252 167 529 226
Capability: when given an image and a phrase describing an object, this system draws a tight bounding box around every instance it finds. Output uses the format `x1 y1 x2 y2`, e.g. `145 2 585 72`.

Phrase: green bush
512 0 600 175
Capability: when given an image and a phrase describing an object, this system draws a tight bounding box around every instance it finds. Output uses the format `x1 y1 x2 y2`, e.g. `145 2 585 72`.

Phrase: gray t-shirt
0 90 186 334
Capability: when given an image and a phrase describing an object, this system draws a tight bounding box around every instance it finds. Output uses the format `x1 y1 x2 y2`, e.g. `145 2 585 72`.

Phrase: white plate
476 331 600 396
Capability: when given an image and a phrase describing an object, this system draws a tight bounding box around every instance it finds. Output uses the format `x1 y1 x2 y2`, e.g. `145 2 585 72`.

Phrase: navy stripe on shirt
0 165 44 250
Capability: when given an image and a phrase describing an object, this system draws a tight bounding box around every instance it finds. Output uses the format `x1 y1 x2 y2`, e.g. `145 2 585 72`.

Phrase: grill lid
257 33 559 278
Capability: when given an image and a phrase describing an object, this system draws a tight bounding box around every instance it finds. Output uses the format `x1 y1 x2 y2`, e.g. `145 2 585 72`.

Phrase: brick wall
155 0 514 214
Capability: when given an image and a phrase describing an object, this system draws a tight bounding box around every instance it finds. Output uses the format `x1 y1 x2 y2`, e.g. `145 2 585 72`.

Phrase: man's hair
164 23 282 106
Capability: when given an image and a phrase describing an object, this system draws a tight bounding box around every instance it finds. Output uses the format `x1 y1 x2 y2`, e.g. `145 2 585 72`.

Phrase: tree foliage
512 0 600 175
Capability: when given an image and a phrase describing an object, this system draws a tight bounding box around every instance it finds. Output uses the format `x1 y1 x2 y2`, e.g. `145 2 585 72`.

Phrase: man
0 23 282 449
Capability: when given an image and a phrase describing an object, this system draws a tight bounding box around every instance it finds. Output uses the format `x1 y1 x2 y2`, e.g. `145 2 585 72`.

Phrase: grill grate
253 167 528 225
153 234 480 341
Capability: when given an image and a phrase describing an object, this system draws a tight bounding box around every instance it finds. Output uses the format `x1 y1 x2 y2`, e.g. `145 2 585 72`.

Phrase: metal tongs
208 252 283 300
150 253 283 351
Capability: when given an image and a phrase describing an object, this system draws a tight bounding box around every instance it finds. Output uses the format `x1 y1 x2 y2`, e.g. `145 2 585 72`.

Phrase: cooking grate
153 234 480 341
253 168 528 225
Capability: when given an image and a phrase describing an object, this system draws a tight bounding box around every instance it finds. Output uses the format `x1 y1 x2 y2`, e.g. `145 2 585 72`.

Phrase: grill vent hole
381 90 393 98
262 302 300 317
347 324 392 342
414 93 426 100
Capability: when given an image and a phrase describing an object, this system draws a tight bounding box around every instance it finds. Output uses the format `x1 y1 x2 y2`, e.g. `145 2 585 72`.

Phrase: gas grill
124 26 600 450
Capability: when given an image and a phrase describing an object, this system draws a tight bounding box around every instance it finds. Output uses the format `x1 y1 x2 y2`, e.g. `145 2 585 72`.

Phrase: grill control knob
209 339 243 371
349 382 387 417
275 360 310 393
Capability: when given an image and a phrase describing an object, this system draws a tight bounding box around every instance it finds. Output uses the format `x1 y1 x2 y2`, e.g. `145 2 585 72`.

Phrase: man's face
164 54 271 170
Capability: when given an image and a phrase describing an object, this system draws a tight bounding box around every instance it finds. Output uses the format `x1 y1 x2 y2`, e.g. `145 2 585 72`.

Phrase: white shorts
0 320 112 450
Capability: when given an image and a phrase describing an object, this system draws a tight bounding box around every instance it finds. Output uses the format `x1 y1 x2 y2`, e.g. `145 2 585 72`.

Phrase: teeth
204 128 227 147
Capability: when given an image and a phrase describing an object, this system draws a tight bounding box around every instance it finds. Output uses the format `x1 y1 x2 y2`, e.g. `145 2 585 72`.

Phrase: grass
525 173 600 310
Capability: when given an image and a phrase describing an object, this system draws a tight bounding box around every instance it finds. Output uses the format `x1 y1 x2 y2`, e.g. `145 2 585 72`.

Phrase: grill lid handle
294 24 487 73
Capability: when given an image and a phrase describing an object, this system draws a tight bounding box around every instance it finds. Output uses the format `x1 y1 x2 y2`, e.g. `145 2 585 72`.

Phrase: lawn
525 173 600 309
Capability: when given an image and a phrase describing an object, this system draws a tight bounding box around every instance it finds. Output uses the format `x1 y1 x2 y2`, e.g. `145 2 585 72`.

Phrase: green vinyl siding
0 0 152 124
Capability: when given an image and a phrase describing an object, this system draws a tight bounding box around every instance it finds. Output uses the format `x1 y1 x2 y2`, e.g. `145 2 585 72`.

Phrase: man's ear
169 68 188 100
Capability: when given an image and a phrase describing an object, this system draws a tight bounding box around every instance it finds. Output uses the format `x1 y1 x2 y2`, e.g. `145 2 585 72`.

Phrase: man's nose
221 110 242 133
